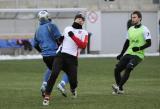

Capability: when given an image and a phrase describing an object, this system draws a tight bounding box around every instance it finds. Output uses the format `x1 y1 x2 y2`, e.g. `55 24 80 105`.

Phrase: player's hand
68 31 74 37
132 47 140 52
116 54 123 60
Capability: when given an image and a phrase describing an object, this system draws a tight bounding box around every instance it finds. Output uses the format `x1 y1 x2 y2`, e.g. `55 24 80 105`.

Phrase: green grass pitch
0 56 160 109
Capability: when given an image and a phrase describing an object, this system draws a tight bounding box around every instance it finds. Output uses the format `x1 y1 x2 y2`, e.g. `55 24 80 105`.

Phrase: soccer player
112 11 152 94
33 10 68 97
42 13 89 106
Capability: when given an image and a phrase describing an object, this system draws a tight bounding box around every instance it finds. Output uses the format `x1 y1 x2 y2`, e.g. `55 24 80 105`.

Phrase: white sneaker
112 84 119 93
57 83 67 97
71 90 77 98
112 91 116 95
43 97 49 106
117 90 124 94
112 84 125 95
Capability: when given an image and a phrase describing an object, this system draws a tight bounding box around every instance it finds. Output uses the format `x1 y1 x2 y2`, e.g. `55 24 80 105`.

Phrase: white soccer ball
38 10 49 20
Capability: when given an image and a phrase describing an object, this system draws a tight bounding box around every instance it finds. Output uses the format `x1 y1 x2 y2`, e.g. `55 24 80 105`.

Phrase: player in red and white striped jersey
43 13 88 106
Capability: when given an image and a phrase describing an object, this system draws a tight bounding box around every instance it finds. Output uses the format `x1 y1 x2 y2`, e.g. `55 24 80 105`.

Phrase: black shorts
116 54 142 70
43 56 55 70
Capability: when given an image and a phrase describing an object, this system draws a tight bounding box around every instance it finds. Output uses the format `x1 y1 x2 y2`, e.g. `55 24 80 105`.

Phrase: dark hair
131 11 142 21
74 13 85 21
43 10 48 12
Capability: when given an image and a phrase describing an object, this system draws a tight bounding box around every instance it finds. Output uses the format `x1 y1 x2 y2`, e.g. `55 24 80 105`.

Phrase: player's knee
126 63 134 71
115 64 121 71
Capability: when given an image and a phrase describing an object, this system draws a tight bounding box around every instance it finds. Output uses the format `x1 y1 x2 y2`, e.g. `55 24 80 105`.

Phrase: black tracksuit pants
45 53 78 95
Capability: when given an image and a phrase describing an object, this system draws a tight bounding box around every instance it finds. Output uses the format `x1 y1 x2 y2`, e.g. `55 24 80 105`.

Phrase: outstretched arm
68 31 88 49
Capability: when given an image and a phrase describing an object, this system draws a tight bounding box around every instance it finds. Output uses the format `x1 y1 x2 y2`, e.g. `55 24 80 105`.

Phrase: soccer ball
38 10 49 20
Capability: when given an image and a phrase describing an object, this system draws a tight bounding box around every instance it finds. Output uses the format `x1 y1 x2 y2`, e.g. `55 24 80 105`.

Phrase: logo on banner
87 11 98 23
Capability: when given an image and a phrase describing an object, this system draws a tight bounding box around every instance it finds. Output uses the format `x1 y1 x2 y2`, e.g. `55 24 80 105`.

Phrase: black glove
34 45 41 53
116 54 123 60
68 31 74 37
132 47 140 52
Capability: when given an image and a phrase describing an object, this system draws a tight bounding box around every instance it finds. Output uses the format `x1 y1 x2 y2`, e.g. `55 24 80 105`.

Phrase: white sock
42 82 47 86
60 81 66 86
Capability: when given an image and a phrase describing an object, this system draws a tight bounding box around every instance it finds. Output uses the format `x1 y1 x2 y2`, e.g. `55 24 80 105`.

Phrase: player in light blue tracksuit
34 10 69 97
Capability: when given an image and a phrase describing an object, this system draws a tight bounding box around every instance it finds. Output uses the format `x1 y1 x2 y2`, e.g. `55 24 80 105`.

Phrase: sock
60 73 69 87
119 69 132 90
42 82 47 86
60 81 66 87
114 67 124 86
